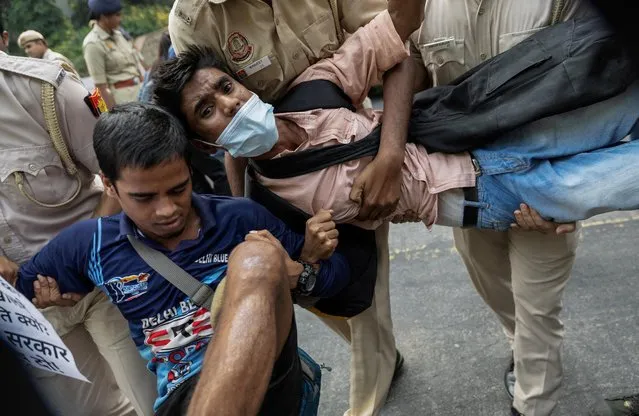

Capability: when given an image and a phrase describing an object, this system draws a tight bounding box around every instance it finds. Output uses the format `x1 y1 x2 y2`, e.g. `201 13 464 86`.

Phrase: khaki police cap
17 30 46 48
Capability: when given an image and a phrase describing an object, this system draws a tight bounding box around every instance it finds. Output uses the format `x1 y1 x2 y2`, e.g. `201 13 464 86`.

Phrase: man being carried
12 103 349 415
154 6 638 232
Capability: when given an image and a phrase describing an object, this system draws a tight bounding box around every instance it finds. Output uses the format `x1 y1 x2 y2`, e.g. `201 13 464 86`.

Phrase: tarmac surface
297 211 639 416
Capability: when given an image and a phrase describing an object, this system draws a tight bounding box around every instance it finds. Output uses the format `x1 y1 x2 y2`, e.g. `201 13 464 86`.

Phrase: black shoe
603 394 639 415
511 406 524 416
504 353 515 400
392 350 405 382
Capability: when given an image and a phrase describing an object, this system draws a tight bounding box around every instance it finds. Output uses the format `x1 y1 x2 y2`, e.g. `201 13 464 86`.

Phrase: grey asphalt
297 211 639 416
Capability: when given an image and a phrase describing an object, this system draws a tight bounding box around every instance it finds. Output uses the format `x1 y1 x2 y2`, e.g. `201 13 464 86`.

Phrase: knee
227 241 288 289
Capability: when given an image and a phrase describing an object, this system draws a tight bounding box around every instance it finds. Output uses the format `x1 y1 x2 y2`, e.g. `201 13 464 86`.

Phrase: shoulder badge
84 88 109 117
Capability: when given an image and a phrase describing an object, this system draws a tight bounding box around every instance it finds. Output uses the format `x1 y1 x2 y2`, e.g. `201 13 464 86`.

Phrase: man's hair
153 45 234 127
93 102 189 182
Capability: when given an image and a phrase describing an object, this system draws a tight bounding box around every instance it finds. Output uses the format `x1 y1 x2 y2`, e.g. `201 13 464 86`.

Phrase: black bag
246 80 378 318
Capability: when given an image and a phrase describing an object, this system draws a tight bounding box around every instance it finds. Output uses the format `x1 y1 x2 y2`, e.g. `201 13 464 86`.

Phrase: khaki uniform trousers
316 222 397 416
111 84 142 105
33 288 157 416
453 226 580 416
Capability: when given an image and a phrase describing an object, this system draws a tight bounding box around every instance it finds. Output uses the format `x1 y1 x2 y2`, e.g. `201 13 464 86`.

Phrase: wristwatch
294 261 318 296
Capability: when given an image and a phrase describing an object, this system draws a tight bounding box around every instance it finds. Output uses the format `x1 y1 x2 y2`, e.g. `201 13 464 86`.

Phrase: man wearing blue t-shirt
14 103 350 415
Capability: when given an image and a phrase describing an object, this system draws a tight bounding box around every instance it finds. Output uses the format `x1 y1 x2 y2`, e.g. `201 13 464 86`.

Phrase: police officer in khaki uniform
0 18 156 415
83 0 144 109
17 30 77 73
410 1 593 415
169 1 417 415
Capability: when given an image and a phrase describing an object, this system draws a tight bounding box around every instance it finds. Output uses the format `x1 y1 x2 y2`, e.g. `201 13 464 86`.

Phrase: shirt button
480 53 487 60
436 56 444 65
274 18 280 25
3 236 11 244
293 51 300 60
28 163 37 171
258 80 265 87
478 8 485 15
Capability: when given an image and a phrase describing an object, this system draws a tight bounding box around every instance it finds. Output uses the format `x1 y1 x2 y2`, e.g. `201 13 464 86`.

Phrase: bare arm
224 153 248 197
350 58 415 220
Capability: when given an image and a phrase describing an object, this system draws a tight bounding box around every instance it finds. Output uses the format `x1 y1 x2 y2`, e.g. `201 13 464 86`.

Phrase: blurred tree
5 0 68 54
6 0 170 76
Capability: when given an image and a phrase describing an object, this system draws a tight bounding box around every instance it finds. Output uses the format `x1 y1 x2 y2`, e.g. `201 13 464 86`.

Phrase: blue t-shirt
18 194 349 410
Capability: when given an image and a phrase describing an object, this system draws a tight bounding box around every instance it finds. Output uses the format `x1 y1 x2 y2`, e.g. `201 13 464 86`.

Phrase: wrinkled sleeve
83 42 107 85
17 220 96 301
290 10 409 106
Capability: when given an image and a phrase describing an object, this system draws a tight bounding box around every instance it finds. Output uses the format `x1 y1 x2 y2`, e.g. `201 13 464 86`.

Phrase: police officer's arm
347 0 425 220
57 74 121 217
83 42 116 109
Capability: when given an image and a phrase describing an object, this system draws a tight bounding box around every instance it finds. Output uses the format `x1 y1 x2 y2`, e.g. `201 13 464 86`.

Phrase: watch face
305 272 317 292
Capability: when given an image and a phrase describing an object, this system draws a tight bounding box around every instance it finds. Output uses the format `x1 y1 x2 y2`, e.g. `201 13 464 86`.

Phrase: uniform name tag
236 56 272 80
425 37 456 52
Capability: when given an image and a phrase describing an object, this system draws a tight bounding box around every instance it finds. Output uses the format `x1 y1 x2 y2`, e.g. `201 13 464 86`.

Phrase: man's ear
100 172 118 199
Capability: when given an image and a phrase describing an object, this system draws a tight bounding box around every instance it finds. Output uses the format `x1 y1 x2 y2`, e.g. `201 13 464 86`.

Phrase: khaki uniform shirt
0 53 103 265
83 23 141 86
168 0 387 102
42 48 77 73
411 0 592 86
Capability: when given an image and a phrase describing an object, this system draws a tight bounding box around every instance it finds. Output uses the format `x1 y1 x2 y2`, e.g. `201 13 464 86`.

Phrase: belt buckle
471 158 482 177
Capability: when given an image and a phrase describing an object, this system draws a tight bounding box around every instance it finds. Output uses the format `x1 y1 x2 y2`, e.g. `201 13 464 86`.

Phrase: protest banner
0 277 88 382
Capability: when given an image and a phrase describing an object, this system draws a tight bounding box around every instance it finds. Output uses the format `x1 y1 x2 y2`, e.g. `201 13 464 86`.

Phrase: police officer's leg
508 228 579 416
111 84 142 105
313 222 397 416
83 289 157 416
36 292 137 416
348 222 397 416
453 228 516 346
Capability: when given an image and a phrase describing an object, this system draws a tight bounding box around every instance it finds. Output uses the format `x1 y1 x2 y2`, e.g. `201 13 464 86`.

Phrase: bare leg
187 240 294 416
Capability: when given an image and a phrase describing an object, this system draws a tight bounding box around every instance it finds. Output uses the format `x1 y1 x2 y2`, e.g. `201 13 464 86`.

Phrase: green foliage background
2 0 171 75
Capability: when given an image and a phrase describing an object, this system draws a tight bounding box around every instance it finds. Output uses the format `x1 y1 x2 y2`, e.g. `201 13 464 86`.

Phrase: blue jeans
471 82 639 231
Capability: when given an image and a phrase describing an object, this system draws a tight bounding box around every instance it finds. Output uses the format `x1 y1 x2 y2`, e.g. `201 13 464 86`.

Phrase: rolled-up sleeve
291 10 409 105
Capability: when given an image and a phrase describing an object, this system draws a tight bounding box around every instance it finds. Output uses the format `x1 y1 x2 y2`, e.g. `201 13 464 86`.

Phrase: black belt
462 186 479 227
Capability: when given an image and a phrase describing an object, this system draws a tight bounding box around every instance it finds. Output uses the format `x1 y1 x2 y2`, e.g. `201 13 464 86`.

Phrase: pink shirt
258 11 476 230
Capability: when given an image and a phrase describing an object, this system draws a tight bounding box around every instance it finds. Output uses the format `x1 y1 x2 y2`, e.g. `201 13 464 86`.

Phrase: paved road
297 211 639 415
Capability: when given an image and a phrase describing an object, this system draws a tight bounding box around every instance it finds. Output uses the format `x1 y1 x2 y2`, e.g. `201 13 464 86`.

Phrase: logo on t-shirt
104 273 150 303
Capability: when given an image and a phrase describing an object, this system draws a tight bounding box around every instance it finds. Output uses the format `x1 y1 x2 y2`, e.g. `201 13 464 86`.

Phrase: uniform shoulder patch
84 88 109 117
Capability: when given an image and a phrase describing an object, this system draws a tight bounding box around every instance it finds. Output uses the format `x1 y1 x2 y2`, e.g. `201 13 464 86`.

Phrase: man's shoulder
54 216 121 246
200 194 267 216
170 0 213 33
0 54 65 87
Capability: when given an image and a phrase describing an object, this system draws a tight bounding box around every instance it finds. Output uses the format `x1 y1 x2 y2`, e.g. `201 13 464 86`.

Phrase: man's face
23 40 47 58
103 157 193 243
0 31 9 52
180 67 253 147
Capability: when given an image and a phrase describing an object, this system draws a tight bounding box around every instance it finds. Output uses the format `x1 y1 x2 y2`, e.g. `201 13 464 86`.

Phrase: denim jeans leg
490 140 639 223
476 81 639 171
474 174 522 231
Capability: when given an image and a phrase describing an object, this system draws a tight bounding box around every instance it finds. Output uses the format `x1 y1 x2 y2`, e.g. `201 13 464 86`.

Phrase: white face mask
216 93 279 158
